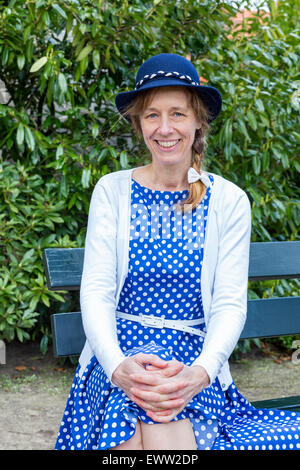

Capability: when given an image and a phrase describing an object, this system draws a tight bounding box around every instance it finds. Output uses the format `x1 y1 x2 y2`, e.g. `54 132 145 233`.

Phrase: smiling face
139 87 201 168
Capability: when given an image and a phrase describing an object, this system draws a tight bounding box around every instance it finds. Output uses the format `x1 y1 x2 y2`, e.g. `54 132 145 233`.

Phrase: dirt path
0 340 299 450
0 341 75 450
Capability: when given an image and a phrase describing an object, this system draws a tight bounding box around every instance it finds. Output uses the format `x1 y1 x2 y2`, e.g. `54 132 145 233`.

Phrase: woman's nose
157 116 173 135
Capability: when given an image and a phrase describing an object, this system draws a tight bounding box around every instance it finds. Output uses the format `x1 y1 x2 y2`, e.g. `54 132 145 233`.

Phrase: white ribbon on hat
187 167 211 188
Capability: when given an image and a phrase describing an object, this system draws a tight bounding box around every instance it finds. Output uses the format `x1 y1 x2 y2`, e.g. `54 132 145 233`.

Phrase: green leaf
224 118 232 145
255 99 265 113
52 3 68 19
56 144 64 159
81 168 91 188
49 292 66 303
92 50 100 69
16 327 25 342
294 160 300 172
17 55 25 70
237 118 250 140
291 88 300 111
262 151 270 171
29 295 40 311
42 10 50 26
92 123 99 138
21 249 35 264
259 113 270 127
59 174 69 198
16 123 24 146
120 151 128 168
108 146 117 159
58 73 67 94
1 46 9 66
67 193 77 210
41 294 50 307
24 127 35 151
40 334 49 355
252 154 261 175
247 110 257 131
30 56 48 73
76 44 93 62
23 25 31 42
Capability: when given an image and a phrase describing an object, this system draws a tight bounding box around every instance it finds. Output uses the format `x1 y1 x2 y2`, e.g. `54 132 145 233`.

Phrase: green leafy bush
0 0 299 352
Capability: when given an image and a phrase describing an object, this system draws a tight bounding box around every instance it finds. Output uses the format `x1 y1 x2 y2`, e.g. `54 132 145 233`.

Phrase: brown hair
123 86 211 212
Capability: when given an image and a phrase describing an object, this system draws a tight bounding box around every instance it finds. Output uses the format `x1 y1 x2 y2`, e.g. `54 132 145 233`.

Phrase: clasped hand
111 353 209 423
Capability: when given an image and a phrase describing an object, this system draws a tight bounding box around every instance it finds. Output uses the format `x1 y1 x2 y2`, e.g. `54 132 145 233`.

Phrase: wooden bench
43 241 300 412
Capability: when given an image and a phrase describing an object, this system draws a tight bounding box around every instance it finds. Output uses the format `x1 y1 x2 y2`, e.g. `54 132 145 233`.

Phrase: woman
55 53 300 450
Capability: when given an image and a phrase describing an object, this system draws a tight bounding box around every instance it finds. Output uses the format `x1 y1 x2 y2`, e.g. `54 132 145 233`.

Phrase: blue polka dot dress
55 176 300 450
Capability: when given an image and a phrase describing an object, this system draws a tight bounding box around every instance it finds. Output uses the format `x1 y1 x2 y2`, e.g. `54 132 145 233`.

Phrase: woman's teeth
156 140 179 148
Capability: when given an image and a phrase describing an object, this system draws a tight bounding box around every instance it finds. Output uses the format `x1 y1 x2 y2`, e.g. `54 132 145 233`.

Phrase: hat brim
115 78 222 123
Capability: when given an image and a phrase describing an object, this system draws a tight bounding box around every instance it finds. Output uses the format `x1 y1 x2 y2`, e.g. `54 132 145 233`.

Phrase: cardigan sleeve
191 190 252 385
80 179 126 385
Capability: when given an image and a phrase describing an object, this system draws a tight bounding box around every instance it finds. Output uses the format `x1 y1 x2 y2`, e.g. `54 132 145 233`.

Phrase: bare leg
141 418 197 450
113 419 143 450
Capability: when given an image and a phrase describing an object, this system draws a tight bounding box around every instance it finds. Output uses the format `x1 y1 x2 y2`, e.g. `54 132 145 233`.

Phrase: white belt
116 311 206 337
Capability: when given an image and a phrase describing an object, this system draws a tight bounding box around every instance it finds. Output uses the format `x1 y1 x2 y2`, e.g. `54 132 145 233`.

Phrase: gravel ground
0 340 299 450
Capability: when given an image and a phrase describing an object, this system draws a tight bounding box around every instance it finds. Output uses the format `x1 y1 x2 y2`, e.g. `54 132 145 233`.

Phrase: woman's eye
173 112 184 117
147 113 157 119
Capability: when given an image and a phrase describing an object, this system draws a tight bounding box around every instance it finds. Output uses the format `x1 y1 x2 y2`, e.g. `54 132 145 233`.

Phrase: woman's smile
155 139 181 150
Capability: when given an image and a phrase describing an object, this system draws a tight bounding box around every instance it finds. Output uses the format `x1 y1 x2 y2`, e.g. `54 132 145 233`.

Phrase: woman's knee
141 418 197 450
113 419 143 450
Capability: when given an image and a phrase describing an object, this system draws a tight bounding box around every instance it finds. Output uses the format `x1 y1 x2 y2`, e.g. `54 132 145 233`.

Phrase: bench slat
240 296 300 339
51 312 85 358
253 396 300 413
249 241 300 280
43 241 300 291
43 248 84 291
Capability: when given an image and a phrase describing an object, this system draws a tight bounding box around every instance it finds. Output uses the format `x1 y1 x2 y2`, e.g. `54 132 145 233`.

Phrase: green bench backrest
43 241 300 357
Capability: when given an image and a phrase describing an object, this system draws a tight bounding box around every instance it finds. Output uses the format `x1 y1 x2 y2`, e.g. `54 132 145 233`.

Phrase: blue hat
115 53 222 123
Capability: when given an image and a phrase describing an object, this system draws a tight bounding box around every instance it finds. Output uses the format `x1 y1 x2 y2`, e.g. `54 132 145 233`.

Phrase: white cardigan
79 167 252 391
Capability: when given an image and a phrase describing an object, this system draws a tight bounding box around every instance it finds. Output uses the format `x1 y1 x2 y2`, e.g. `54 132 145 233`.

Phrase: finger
148 409 173 416
134 397 183 414
145 364 162 371
155 379 189 395
150 397 185 410
137 353 169 369
131 381 187 401
129 377 188 396
131 385 186 403
131 372 188 395
146 410 178 423
129 381 160 392
130 372 162 386
132 396 166 412
161 360 184 377
145 362 184 378
131 387 170 403
147 401 185 422
145 360 182 372
132 391 185 410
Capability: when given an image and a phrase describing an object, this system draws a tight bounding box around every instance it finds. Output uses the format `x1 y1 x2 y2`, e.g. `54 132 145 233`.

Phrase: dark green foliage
0 0 299 351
